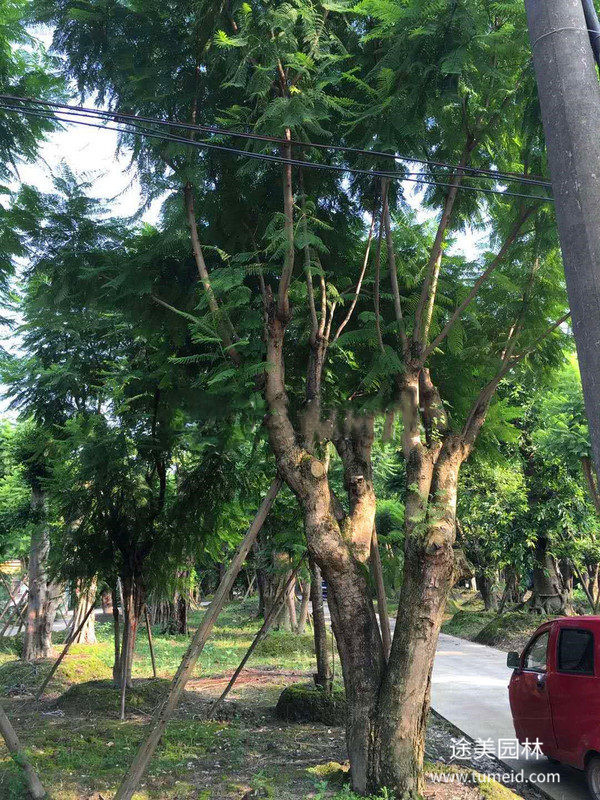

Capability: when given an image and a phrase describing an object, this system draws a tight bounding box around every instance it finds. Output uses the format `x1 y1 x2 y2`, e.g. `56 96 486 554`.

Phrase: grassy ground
1 599 525 800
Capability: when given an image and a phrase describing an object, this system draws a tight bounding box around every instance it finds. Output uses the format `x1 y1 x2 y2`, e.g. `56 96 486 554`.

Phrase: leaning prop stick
0 703 46 798
114 476 282 800
35 597 97 700
209 557 305 718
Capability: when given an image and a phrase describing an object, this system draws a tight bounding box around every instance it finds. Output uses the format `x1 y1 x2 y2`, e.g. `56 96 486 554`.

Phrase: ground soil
2 665 538 800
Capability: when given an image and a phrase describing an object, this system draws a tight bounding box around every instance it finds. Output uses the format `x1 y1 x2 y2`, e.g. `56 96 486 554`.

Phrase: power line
1 93 552 190
0 101 554 204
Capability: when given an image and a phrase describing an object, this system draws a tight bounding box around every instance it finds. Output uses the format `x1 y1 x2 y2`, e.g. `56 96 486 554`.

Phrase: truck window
558 628 594 675
523 630 549 672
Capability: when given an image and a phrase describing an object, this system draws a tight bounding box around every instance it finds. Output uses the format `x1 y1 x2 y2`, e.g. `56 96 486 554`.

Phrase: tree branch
277 129 295 321
421 206 535 363
183 182 241 365
462 311 571 447
413 142 473 350
383 182 409 356
332 198 378 345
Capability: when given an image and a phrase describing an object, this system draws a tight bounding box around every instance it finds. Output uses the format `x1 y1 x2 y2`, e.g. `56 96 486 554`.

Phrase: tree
28 0 570 795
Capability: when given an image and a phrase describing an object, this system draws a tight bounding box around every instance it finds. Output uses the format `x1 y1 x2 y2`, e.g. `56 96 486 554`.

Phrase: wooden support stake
144 605 157 679
209 559 303 718
0 703 46 798
35 598 97 700
114 476 282 800
0 596 27 638
0 574 26 627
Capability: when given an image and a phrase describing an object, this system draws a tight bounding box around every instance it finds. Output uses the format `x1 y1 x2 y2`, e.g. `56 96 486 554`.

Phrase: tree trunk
529 533 570 614
71 578 97 644
499 566 521 610
477 571 500 612
117 576 145 690
371 525 392 658
309 558 331 688
23 487 59 662
296 578 310 634
369 446 461 797
112 587 121 683
175 592 188 635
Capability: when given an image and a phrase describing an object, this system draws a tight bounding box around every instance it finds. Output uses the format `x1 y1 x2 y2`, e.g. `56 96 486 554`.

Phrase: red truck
508 616 600 799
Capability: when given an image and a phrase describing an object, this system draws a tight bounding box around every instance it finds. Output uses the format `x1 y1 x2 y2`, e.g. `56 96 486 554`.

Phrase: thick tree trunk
369 446 462 797
23 487 59 662
477 571 500 612
117 576 145 690
71 578 97 644
529 534 570 614
175 592 188 635
499 566 521 610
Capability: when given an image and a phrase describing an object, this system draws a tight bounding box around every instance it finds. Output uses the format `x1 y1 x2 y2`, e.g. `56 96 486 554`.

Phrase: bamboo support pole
144 606 157 678
0 703 46 798
35 599 97 700
209 559 303 718
113 476 282 800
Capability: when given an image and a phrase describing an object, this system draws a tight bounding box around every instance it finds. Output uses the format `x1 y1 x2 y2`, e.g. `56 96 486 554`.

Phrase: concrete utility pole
524 0 600 477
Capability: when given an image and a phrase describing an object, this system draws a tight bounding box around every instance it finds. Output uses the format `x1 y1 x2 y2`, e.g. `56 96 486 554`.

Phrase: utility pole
524 0 600 478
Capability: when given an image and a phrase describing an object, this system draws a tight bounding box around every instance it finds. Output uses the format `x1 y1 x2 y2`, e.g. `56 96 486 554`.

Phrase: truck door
509 628 556 752
547 626 597 765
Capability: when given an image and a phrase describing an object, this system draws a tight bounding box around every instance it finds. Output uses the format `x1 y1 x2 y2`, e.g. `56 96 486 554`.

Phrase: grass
0 598 528 799
0 600 318 699
0 599 345 799
441 591 558 652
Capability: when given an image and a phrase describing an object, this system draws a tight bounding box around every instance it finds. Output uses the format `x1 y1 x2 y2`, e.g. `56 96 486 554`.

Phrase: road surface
432 632 587 800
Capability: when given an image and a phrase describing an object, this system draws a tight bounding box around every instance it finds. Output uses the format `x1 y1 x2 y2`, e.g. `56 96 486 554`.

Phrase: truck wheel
586 756 600 800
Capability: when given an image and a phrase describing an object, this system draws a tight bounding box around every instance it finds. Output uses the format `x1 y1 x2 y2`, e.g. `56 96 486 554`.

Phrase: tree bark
309 558 331 689
112 587 121 684
296 578 311 634
118 575 145 693
23 487 59 662
70 577 97 644
371 525 391 659
529 534 570 615
369 442 462 797
476 571 500 612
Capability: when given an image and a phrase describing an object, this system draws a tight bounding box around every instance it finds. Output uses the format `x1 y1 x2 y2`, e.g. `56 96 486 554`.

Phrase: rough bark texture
71 578 97 644
369 439 463 796
116 576 145 691
23 487 60 662
309 558 331 689
264 316 385 791
296 578 310 634
529 534 571 615
476 571 500 612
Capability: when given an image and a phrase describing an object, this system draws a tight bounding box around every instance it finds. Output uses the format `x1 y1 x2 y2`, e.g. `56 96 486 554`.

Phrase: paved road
432 633 587 800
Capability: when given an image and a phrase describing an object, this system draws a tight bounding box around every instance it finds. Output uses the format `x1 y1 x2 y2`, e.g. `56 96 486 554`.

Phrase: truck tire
586 755 600 800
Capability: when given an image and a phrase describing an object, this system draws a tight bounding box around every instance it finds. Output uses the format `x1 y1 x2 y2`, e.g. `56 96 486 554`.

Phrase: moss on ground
276 682 346 725
473 612 549 651
443 608 554 653
57 677 172 714
442 609 495 640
